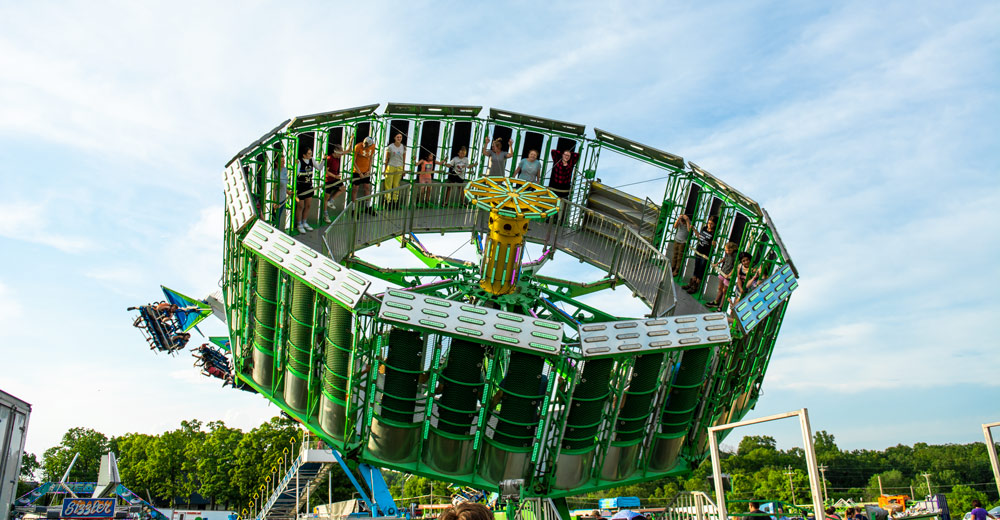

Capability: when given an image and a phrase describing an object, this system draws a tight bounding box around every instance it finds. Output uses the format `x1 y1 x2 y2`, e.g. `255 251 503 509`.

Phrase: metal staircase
247 435 401 520
253 442 336 520
585 181 660 241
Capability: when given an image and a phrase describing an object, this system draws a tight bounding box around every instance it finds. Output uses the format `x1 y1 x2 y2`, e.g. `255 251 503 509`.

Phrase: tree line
567 432 999 515
20 421 999 515
23 418 321 510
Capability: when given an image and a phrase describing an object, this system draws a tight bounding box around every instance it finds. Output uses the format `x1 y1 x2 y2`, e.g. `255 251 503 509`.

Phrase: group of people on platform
272 132 581 234
671 213 769 311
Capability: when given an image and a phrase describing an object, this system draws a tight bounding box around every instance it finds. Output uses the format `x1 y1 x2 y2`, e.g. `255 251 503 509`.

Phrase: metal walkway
317 182 681 316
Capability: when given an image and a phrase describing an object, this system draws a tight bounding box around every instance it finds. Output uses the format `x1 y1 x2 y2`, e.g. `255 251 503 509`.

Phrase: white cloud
0 200 96 253
2 1 998 454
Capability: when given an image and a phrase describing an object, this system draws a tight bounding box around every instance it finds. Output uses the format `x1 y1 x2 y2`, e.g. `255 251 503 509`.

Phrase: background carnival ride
133 103 799 518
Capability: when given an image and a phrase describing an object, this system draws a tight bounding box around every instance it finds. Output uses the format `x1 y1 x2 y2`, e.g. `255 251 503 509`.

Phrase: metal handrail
322 183 676 314
663 491 721 520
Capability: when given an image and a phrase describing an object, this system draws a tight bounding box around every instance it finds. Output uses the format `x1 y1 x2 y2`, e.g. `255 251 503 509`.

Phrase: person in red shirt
323 144 349 221
548 148 580 199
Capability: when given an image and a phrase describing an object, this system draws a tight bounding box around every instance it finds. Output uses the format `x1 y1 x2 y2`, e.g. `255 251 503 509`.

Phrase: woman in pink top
415 151 446 204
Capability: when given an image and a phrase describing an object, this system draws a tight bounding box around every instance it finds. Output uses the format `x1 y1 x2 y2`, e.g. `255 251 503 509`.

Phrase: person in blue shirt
514 149 542 183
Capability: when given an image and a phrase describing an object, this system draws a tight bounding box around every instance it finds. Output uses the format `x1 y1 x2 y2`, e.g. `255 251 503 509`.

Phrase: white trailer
1 389 32 520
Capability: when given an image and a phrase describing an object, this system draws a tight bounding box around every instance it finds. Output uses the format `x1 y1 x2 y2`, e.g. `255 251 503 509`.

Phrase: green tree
114 433 158 505
946 485 988 515
144 420 206 506
738 436 778 455
865 470 908 500
231 416 302 510
191 421 243 508
19 452 39 480
42 428 109 481
814 431 839 460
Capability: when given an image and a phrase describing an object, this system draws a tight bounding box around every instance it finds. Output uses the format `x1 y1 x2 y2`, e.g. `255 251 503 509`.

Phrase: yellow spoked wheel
465 177 559 219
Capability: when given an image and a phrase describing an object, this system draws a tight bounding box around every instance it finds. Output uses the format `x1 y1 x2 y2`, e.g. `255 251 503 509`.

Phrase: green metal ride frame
219 102 798 501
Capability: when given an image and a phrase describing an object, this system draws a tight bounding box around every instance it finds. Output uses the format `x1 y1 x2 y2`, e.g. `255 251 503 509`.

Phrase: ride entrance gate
219 102 799 502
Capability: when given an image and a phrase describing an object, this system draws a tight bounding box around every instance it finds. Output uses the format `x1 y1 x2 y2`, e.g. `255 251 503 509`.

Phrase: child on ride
416 151 446 204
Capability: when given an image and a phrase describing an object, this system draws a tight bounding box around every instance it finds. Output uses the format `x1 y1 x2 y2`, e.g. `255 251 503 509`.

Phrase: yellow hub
464 177 560 296
480 211 530 294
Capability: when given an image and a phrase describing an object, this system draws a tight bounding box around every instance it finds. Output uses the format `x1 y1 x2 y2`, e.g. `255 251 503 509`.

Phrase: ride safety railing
662 491 722 520
239 436 299 520
323 181 676 315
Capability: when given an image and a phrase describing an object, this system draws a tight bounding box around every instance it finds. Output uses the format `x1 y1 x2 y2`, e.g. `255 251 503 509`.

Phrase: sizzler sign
61 498 116 518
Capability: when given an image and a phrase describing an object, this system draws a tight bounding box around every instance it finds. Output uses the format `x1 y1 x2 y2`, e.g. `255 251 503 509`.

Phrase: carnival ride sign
61 498 116 518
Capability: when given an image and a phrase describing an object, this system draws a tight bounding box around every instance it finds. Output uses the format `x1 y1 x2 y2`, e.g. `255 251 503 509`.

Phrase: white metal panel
378 289 563 355
223 161 257 234
241 221 371 309
577 313 731 357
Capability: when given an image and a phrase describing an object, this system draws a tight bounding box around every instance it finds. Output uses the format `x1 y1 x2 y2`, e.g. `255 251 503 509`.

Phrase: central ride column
464 178 562 483
465 177 559 295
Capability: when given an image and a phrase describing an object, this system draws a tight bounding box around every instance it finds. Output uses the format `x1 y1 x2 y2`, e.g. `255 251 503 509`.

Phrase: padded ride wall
284 280 314 412
252 261 279 387
319 301 353 440
368 328 424 464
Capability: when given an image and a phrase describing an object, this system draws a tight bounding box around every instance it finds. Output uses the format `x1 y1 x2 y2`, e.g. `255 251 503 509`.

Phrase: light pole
785 466 797 504
819 465 829 504
922 473 933 497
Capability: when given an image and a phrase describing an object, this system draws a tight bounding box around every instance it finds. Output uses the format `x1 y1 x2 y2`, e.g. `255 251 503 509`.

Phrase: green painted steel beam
398 236 474 269
533 274 616 298
593 127 685 170
538 286 620 323
489 107 586 136
385 102 482 118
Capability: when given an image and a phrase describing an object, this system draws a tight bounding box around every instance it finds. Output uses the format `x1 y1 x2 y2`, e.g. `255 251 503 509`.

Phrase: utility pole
819 465 829 504
878 474 884 496
922 473 933 497
786 466 797 504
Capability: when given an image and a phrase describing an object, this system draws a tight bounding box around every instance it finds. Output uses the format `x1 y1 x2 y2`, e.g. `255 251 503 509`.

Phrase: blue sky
1 1 997 458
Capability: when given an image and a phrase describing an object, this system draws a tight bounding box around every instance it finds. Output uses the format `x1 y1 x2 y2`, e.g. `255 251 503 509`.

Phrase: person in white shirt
383 132 406 203
445 146 475 204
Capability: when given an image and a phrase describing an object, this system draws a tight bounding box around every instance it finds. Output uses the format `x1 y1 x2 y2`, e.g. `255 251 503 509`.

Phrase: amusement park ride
126 103 799 520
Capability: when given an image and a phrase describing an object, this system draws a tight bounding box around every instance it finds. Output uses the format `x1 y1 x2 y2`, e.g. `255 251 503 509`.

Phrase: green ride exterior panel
659 347 711 434
284 280 313 412
319 299 353 440
251 260 279 389
614 353 664 442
